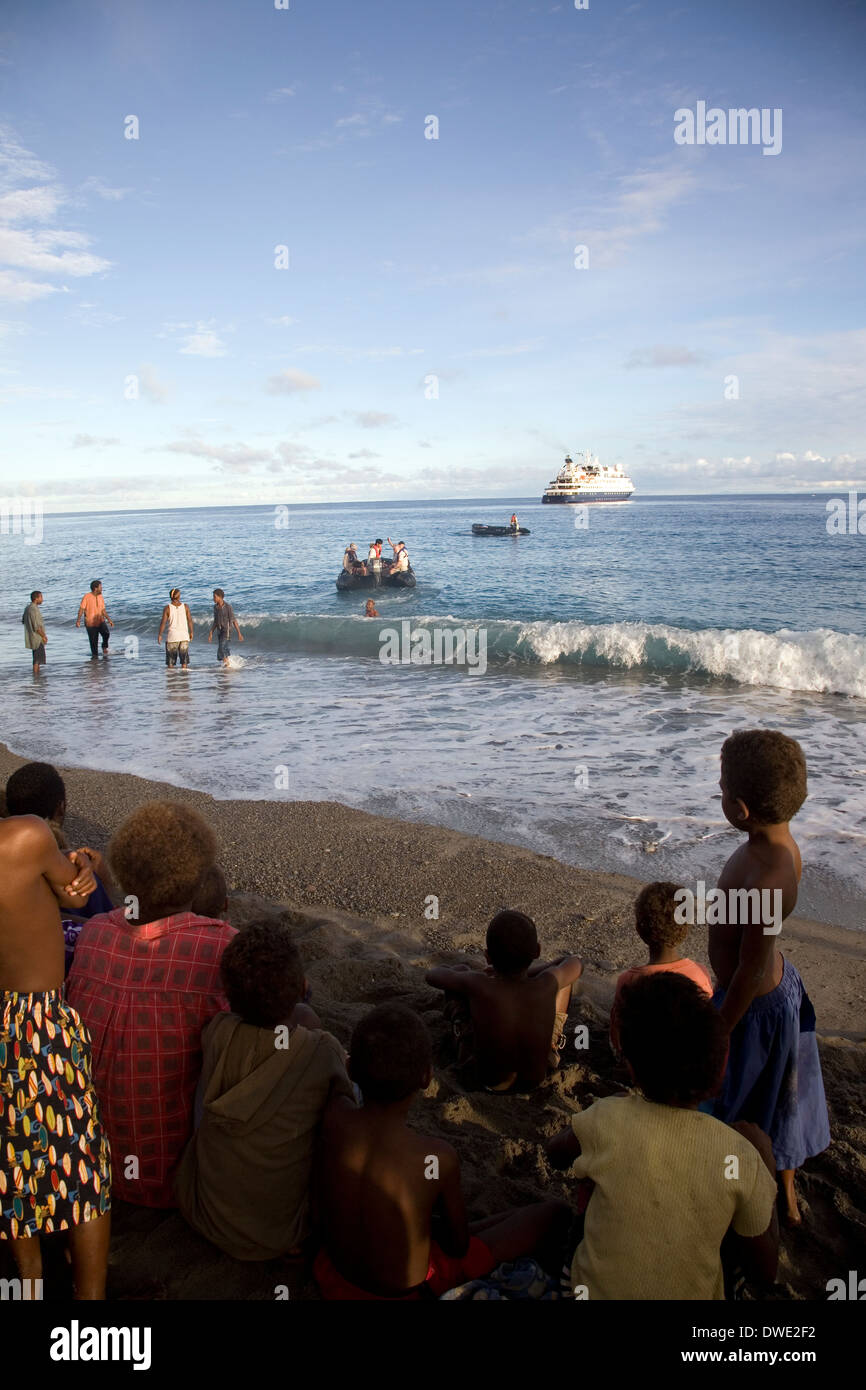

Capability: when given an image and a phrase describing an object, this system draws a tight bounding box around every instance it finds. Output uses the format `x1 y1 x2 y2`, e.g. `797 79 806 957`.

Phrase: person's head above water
348 1004 433 1103
5 761 66 822
90 579 102 594
213 588 225 603
169 587 182 602
720 729 807 829
485 909 540 976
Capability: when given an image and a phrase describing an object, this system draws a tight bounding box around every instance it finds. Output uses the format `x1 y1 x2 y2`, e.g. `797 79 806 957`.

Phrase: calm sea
1 494 864 927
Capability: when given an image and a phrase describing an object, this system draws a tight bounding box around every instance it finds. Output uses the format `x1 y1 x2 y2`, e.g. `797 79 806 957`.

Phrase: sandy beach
1 741 864 1300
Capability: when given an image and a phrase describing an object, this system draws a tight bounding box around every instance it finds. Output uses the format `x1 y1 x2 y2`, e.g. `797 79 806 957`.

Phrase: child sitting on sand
175 921 353 1260
314 1003 569 1299
609 881 712 1054
425 910 583 1091
709 728 830 1224
547 972 779 1300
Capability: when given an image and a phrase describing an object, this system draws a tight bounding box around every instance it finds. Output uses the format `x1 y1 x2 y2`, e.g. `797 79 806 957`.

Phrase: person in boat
343 543 361 572
387 538 410 572
364 599 379 618
367 539 383 567
510 514 519 532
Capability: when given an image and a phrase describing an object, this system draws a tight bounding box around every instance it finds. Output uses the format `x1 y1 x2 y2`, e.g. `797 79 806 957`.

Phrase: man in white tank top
157 588 194 667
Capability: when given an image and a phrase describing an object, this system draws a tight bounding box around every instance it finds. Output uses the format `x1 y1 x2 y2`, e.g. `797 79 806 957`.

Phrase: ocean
1 493 864 928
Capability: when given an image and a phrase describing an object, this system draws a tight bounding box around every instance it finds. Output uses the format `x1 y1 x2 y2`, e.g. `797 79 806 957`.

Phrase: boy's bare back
320 1097 465 1295
463 971 561 1088
709 834 801 1000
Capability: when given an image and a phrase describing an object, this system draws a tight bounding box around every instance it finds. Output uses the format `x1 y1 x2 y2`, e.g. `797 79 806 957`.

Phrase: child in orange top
610 881 712 1054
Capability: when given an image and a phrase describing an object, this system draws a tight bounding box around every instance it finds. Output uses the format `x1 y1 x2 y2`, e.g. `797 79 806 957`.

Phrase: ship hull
542 492 633 503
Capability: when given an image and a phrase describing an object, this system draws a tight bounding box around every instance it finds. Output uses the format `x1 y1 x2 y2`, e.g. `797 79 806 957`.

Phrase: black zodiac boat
336 564 416 591
471 523 530 536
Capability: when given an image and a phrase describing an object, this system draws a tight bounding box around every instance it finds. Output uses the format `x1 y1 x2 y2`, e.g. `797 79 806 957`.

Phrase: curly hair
350 1004 432 1103
108 800 217 911
220 921 305 1027
634 882 689 952
618 973 728 1107
721 729 807 824
5 762 66 821
191 864 228 920
486 909 538 975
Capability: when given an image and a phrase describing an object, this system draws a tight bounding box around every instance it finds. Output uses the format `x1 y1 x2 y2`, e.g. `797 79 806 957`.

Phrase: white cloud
0 269 56 302
0 131 110 301
0 126 53 189
71 433 121 449
461 339 544 359
180 330 227 358
348 448 381 459
266 368 322 394
163 438 274 471
0 186 62 222
626 345 703 368
353 410 396 428
79 176 131 202
138 364 171 403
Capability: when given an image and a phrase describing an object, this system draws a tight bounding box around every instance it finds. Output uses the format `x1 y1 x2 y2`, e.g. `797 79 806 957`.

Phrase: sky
0 0 864 511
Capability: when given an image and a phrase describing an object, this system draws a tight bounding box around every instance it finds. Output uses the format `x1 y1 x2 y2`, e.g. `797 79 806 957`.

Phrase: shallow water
1 493 864 927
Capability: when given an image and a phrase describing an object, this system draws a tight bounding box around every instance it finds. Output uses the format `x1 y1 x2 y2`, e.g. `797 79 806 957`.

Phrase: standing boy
208 589 243 666
709 729 830 1224
21 590 47 676
76 579 113 658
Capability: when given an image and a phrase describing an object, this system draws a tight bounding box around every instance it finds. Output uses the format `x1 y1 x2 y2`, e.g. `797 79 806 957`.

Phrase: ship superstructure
542 450 635 503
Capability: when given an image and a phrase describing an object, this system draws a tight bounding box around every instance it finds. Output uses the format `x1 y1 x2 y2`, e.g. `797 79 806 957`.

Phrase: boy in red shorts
315 1004 567 1299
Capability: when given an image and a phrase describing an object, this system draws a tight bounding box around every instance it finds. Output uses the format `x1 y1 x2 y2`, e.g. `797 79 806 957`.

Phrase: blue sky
0 0 864 510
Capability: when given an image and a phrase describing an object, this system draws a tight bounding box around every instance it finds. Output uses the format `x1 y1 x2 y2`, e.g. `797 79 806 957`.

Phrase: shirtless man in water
708 730 830 1224
0 816 111 1296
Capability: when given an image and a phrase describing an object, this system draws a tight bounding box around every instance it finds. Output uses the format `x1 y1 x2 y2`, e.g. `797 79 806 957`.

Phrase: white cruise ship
542 450 635 503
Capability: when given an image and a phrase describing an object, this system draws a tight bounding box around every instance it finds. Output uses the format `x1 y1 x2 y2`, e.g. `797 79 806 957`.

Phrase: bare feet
778 1169 801 1225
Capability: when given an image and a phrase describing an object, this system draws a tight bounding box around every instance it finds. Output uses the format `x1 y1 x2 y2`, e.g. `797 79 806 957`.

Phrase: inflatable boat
471 523 530 536
336 565 416 591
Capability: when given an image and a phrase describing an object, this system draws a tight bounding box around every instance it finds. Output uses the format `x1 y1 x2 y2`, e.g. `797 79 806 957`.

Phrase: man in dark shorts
0 815 111 1296
208 588 244 665
21 590 47 676
76 579 113 658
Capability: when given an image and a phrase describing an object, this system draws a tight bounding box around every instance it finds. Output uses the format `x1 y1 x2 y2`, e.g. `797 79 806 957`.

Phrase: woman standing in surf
157 588 194 668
